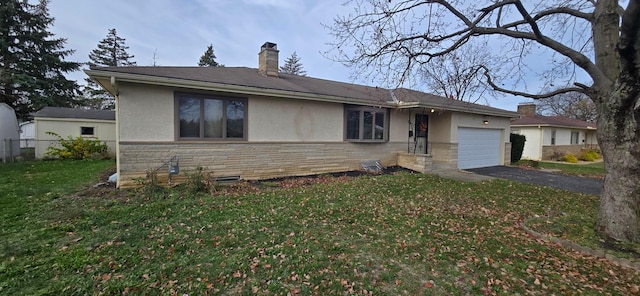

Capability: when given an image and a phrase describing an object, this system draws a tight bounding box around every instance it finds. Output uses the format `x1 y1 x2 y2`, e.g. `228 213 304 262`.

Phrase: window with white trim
80 126 95 136
345 106 388 142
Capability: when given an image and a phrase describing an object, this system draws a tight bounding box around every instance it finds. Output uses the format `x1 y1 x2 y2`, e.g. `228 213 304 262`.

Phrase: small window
81 126 95 136
551 129 556 145
345 106 388 142
176 93 246 140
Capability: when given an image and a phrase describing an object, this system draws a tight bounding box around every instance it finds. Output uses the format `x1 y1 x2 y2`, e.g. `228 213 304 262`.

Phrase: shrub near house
45 132 110 160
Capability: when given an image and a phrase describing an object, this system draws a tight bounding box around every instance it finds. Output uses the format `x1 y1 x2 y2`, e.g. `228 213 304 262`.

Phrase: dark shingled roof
87 66 518 117
34 107 115 121
511 115 595 129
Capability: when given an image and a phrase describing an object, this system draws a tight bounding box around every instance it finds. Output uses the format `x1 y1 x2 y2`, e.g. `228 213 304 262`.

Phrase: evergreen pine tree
279 52 306 76
198 44 221 67
0 0 81 120
85 28 136 109
88 28 136 67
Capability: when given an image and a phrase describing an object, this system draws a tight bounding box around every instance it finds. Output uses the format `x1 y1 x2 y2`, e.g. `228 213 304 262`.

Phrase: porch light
430 108 435 113
483 120 489 125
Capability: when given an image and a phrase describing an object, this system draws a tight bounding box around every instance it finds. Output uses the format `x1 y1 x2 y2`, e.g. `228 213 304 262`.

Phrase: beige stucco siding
118 82 175 141
248 96 343 141
117 85 402 143
427 112 453 143
389 109 410 142
35 118 116 158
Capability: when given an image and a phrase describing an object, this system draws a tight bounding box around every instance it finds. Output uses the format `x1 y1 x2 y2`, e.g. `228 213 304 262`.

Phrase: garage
457 127 501 169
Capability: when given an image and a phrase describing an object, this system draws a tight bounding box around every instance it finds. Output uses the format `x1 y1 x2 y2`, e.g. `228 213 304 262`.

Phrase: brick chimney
258 42 279 77
517 103 537 116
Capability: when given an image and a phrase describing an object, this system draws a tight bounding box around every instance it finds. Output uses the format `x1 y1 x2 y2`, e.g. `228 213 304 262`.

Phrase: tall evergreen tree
0 0 81 120
88 28 136 67
279 52 306 76
198 44 221 67
85 28 136 109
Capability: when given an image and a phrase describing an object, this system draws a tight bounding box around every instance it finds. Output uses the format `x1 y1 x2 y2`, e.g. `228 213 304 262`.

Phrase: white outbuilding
0 103 21 161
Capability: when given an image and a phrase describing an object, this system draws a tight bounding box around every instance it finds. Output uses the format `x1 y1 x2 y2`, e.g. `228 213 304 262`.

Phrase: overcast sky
47 0 529 111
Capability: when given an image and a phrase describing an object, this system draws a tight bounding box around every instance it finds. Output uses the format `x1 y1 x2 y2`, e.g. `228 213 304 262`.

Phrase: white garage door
457 128 501 169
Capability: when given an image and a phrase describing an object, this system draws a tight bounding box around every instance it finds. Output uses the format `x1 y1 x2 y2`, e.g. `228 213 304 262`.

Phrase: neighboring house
34 107 116 159
19 121 35 148
0 103 20 161
511 103 598 160
86 42 518 188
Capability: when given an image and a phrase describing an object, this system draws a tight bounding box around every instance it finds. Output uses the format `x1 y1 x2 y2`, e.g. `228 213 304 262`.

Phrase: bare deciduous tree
329 0 640 243
536 92 598 122
420 40 506 103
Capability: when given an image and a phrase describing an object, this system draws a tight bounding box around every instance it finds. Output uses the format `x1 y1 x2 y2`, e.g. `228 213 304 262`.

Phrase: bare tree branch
480 65 585 99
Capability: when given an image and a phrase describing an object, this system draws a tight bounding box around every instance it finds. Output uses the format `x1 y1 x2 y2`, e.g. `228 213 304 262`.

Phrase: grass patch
1 163 638 295
539 161 605 178
516 160 605 178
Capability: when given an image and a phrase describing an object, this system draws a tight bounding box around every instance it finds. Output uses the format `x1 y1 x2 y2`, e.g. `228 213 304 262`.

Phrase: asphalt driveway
467 166 603 195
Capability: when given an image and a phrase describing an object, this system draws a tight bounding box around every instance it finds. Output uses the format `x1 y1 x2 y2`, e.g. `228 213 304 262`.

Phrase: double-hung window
345 106 388 142
176 93 246 140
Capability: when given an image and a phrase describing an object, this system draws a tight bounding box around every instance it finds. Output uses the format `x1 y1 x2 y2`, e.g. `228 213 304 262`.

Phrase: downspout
111 76 121 188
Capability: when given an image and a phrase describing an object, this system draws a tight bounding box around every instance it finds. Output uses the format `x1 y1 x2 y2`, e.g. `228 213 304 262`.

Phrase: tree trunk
595 79 640 243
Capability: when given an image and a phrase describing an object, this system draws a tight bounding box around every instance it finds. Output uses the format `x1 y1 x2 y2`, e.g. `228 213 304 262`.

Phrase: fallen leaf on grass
424 282 434 288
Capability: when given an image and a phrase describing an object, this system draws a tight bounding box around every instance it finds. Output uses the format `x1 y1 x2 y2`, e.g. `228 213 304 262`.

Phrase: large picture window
345 106 388 142
176 93 246 140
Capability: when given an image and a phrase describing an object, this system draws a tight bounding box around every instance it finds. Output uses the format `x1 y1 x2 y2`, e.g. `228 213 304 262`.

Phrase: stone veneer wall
397 153 433 173
541 145 584 160
504 142 512 166
118 141 406 188
430 142 458 170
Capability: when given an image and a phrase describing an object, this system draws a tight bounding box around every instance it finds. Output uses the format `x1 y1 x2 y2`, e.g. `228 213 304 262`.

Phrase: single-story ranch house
86 42 519 188
34 107 116 159
511 104 598 160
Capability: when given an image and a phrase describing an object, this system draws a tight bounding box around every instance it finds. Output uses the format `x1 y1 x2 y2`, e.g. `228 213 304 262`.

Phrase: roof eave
85 69 397 108
397 101 519 118
511 123 597 130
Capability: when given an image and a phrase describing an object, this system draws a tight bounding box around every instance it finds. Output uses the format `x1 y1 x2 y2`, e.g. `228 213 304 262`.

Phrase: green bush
510 133 526 163
561 153 579 163
45 132 109 160
579 150 601 161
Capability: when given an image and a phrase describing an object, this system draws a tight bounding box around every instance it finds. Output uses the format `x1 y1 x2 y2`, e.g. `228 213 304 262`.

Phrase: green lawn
540 161 604 177
516 160 605 178
1 161 638 295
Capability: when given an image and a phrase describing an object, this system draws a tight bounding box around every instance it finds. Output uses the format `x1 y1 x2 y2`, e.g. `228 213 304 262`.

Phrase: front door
415 114 429 154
